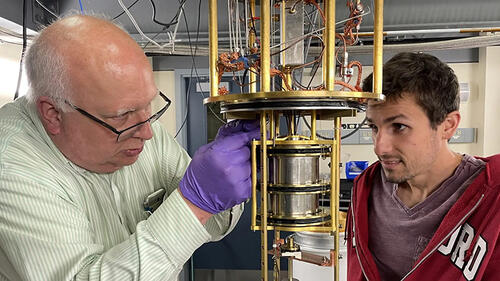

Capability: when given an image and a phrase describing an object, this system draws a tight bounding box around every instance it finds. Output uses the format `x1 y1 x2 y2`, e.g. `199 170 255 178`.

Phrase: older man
0 15 258 280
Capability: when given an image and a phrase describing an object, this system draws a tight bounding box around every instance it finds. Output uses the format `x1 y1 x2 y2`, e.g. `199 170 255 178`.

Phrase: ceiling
62 0 500 39
1 0 500 55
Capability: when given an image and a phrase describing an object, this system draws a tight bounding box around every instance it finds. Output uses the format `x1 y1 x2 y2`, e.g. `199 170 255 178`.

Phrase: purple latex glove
179 120 260 214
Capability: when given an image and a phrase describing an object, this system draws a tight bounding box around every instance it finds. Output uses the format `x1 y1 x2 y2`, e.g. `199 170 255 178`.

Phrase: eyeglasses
65 91 171 142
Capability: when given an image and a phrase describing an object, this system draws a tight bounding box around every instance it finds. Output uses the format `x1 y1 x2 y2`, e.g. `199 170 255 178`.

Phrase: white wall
447 63 481 156
0 42 28 106
153 71 177 136
478 46 500 157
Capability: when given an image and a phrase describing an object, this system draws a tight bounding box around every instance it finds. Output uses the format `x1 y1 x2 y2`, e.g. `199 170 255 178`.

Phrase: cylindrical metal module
267 145 330 225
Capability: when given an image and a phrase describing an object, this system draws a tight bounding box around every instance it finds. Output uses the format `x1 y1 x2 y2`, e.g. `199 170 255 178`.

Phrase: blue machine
345 161 369 180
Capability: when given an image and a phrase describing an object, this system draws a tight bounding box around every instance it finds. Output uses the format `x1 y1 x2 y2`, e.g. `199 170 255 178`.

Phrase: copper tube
209 0 218 97
460 27 500 33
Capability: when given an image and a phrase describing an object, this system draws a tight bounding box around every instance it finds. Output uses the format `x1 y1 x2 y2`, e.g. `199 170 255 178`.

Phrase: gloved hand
179 120 260 214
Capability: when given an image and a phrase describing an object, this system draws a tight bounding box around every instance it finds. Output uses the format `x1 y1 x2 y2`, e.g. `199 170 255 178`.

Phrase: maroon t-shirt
368 154 485 281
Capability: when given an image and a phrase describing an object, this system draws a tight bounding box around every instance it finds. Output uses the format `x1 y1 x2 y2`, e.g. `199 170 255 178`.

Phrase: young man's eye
394 123 408 131
368 123 378 133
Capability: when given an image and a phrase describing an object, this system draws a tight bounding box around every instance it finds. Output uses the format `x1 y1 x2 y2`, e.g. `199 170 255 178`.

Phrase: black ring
221 100 352 111
268 147 330 154
268 184 330 193
257 215 331 225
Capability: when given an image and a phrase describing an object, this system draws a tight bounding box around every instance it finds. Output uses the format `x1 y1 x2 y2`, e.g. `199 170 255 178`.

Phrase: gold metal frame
204 90 380 104
206 0 384 280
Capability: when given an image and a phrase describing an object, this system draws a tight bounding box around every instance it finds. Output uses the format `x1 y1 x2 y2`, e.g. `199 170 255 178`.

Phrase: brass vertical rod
261 111 269 281
325 0 336 91
373 0 384 97
249 0 257 93
285 71 294 136
289 114 295 136
270 111 275 139
322 1 326 84
275 112 280 139
251 140 257 230
288 257 293 281
209 0 218 97
260 0 271 92
311 110 317 140
280 3 286 67
334 117 342 281
329 129 336 234
285 70 292 91
273 230 280 281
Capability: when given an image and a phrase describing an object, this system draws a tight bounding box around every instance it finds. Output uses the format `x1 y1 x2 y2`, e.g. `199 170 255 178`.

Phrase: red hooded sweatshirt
346 154 500 281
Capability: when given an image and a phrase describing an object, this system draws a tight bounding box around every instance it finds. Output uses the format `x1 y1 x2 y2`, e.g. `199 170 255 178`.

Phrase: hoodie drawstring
464 191 499 261
465 164 496 262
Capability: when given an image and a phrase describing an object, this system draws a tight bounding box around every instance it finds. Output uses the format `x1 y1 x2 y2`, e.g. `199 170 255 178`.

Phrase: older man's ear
37 96 62 135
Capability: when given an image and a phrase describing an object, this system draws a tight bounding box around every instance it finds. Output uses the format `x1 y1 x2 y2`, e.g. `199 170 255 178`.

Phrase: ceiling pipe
356 27 500 37
144 32 500 56
137 26 500 50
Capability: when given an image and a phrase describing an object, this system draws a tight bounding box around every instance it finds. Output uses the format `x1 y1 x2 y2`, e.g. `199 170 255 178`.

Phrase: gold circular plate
270 220 329 228
203 90 382 104
268 212 328 220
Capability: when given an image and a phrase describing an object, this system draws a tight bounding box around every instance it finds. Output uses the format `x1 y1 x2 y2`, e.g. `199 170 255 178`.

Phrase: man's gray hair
25 31 69 111
24 12 126 112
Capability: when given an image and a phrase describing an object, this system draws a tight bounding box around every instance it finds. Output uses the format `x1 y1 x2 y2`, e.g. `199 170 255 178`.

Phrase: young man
346 52 500 281
0 15 258 280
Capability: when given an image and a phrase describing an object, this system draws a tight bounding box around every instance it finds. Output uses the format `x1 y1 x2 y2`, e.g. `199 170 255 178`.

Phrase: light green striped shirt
0 97 243 281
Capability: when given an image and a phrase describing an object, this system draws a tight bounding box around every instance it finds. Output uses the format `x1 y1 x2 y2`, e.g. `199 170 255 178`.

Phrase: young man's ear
37 96 62 135
441 110 461 141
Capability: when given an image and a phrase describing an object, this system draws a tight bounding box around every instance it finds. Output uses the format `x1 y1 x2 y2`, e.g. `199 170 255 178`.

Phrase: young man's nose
373 130 393 156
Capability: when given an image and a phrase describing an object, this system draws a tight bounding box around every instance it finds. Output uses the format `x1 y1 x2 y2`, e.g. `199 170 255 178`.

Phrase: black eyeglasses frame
65 91 171 142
